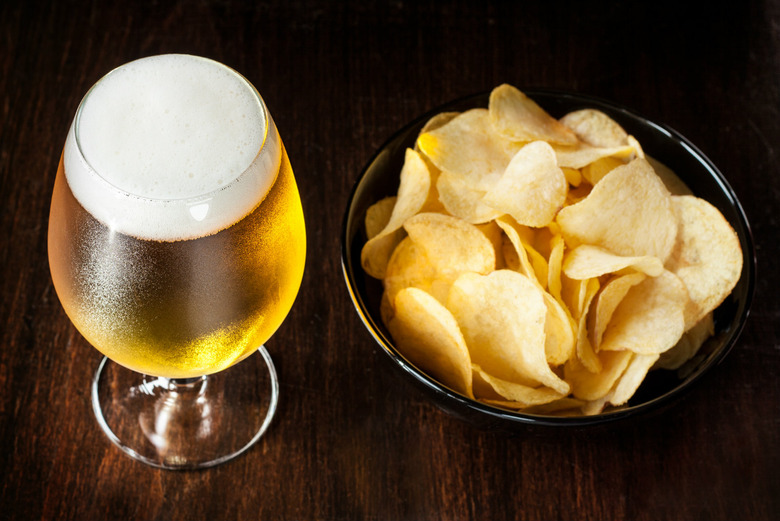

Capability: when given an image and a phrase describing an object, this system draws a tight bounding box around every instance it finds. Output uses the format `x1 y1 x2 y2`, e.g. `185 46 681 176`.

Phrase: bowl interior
342 90 756 427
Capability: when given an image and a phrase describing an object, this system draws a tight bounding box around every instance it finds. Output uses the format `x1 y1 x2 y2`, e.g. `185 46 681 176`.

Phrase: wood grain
1 1 778 519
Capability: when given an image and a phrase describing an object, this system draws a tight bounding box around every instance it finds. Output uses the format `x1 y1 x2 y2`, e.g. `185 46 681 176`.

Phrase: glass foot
91 346 279 469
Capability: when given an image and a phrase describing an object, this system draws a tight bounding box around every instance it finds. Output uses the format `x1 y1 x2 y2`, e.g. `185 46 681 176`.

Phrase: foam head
64 54 280 241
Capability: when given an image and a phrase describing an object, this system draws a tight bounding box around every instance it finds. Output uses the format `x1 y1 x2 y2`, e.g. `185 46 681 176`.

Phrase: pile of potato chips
361 84 743 415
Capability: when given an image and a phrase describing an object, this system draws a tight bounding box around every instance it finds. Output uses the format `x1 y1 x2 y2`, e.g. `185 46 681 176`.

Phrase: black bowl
341 89 755 429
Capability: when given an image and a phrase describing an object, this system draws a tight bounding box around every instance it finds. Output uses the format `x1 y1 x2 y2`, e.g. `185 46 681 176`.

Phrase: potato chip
387 287 474 398
403 212 496 281
500 234 521 273
475 221 504 268
547 232 566 301
489 84 578 145
588 271 647 349
648 156 692 196
417 108 517 190
552 141 635 170
496 217 548 289
580 156 625 185
581 395 611 416
542 291 576 366
654 312 714 371
561 167 582 187
557 158 678 262
543 232 578 366
521 397 586 415
566 183 592 205
666 195 743 330
574 277 602 373
436 171 502 224
446 270 570 395
381 148 432 232
384 237 438 306
609 353 660 406
532 224 555 259
419 111 460 134
414 116 452 214
483 141 568 227
562 244 664 280
627 135 645 159
472 364 564 406
361 229 405 281
565 349 633 401
561 274 592 322
364 196 396 240
559 109 629 148
599 270 687 355
361 148 431 278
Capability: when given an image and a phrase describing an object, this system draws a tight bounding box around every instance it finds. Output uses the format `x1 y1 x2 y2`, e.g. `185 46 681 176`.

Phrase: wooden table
2 1 778 519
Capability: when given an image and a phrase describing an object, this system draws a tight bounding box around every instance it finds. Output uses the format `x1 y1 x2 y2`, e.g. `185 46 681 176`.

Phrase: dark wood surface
2 1 778 519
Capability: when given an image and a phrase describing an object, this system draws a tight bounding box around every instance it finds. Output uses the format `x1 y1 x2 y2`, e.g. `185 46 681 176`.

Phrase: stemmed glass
47 54 306 469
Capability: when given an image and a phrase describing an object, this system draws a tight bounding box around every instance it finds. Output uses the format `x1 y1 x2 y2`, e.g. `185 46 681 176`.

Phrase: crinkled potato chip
447 271 570 395
532 224 556 259
417 108 517 190
483 141 568 227
489 84 578 145
666 195 743 330
599 270 687 355
358 84 743 416
542 291 576 367
559 108 629 148
574 277 602 373
581 394 612 416
364 196 396 240
361 229 405 281
384 237 438 307
496 217 548 289
648 156 693 196
557 158 678 262
437 171 502 224
588 271 647 349
361 148 431 278
562 244 664 280
565 349 633 401
627 135 645 159
561 166 582 187
609 353 660 406
403 212 496 281
654 312 714 371
476 220 503 252
561 274 592 322
387 287 474 398
420 111 460 134
547 232 566 301
552 141 636 170
543 233 579 366
379 149 432 234
472 364 564 406
566 182 593 205
521 397 586 415
581 156 625 185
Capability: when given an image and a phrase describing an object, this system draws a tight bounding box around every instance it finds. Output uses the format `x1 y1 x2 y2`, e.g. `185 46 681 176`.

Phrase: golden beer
48 55 306 378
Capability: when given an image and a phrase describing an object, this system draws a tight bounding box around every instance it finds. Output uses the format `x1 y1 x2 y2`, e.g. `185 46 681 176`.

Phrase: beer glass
47 55 306 469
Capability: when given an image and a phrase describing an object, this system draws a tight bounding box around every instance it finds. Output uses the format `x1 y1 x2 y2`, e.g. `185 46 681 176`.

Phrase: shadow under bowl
341 89 756 429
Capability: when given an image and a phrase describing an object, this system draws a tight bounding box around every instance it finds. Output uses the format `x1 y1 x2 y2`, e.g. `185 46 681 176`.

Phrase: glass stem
165 375 207 393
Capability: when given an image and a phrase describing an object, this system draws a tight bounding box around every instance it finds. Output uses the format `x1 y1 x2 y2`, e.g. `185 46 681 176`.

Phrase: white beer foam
64 54 280 241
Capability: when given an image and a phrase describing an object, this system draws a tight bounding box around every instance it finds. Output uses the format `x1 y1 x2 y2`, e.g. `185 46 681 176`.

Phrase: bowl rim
341 88 757 427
